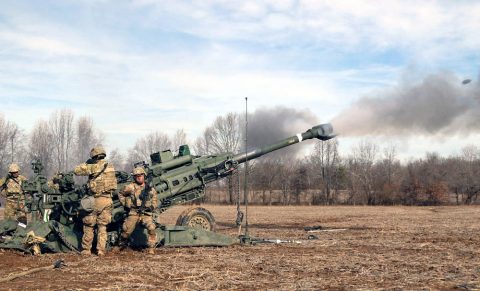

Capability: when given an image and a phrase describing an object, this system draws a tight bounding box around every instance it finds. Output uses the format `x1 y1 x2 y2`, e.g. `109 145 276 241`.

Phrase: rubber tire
175 207 216 232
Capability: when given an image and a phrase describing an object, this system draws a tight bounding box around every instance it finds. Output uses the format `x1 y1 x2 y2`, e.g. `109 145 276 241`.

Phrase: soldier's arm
0 178 5 197
119 184 133 206
122 184 134 196
73 163 90 176
120 184 133 198
151 188 158 209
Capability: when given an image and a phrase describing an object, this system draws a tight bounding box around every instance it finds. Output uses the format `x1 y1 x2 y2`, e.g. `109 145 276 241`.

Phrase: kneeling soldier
119 167 158 254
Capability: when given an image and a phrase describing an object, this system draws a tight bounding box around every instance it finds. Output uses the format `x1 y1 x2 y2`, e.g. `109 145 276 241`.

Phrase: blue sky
0 0 479 159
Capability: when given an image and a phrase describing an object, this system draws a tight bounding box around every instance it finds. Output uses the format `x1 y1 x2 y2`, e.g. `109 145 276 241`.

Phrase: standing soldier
0 164 28 223
74 146 117 256
118 167 158 254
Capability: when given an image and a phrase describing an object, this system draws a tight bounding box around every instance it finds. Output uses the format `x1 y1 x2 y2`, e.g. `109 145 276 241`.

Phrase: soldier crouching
119 167 158 254
74 146 117 256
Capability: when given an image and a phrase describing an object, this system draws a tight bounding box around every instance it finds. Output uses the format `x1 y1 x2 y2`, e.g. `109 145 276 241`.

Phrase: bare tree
0 115 11 171
421 152 449 205
289 160 309 205
374 144 402 204
127 131 172 166
29 120 54 176
196 113 242 203
0 115 25 176
250 157 280 205
274 157 295 205
400 161 423 205
108 148 127 172
8 124 19 164
171 129 188 154
75 116 103 164
202 113 242 154
49 109 75 172
309 139 340 205
459 145 480 204
193 129 211 156
350 140 379 205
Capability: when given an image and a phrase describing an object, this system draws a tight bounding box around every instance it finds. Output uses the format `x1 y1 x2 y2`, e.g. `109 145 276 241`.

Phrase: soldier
74 146 117 256
47 172 62 191
119 167 158 254
0 164 28 223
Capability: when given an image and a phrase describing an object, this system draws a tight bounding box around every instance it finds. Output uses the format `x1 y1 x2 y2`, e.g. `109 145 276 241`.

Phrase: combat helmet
132 167 146 176
90 146 106 159
8 163 20 173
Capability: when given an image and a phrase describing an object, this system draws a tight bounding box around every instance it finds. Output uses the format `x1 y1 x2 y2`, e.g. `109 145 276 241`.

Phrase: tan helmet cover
90 146 106 158
8 163 20 173
132 167 146 176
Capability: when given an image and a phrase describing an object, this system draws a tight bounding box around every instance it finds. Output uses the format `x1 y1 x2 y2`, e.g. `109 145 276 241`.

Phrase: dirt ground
0 205 479 290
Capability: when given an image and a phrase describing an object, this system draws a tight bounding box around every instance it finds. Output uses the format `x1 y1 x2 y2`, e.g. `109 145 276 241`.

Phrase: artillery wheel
175 207 216 232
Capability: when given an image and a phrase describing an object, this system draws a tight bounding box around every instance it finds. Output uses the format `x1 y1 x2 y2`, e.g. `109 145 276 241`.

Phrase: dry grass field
0 205 479 290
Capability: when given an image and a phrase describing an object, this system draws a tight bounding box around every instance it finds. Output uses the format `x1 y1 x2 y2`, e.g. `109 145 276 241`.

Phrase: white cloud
131 0 479 62
0 0 478 158
0 31 83 56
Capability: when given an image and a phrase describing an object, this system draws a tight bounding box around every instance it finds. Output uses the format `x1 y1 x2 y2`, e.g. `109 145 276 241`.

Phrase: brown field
0 205 479 290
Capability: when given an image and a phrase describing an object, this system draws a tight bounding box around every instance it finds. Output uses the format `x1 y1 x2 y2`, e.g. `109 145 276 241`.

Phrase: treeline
0 109 188 176
208 140 479 206
1 110 479 205
0 110 103 176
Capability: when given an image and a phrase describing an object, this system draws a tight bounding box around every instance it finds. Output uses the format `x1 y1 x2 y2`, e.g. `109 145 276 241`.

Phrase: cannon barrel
232 123 335 164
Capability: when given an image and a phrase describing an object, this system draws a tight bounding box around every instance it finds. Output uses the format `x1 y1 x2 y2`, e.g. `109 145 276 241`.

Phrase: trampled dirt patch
0 205 479 290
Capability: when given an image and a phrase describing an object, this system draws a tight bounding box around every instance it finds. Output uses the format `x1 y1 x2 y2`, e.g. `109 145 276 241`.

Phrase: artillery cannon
0 124 335 253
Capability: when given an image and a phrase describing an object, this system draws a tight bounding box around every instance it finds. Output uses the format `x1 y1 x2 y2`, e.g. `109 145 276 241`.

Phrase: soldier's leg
141 215 157 252
19 195 28 224
82 214 97 254
4 200 16 220
96 198 112 256
16 196 27 224
121 214 139 240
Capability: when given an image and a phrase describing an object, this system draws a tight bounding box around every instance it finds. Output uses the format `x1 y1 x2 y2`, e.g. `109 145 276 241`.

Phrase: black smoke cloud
242 106 318 158
332 72 480 136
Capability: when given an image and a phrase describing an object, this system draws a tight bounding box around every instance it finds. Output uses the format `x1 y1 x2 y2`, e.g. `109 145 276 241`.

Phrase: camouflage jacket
0 175 27 197
74 159 117 197
119 182 158 214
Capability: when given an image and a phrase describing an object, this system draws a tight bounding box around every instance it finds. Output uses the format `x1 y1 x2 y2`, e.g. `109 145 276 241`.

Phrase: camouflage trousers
4 196 27 222
82 196 112 253
121 212 157 248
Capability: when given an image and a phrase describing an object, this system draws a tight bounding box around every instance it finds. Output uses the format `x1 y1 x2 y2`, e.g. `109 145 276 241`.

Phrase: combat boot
118 237 128 251
97 250 105 257
147 248 155 255
81 250 91 256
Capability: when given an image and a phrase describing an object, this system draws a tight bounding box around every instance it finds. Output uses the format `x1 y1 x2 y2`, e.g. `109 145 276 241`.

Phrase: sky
0 0 479 160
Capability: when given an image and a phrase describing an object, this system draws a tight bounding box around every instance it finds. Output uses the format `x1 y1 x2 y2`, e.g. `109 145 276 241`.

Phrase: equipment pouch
80 195 95 213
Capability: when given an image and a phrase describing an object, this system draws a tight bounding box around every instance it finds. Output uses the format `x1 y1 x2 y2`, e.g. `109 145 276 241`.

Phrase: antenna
244 97 249 239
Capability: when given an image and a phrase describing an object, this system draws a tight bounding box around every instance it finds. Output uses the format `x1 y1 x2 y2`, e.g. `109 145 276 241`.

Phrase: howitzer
146 123 335 212
0 123 335 254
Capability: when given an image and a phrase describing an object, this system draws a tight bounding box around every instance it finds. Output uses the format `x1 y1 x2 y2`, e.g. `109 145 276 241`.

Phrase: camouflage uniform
0 164 28 221
74 147 117 256
47 172 62 191
119 167 158 253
